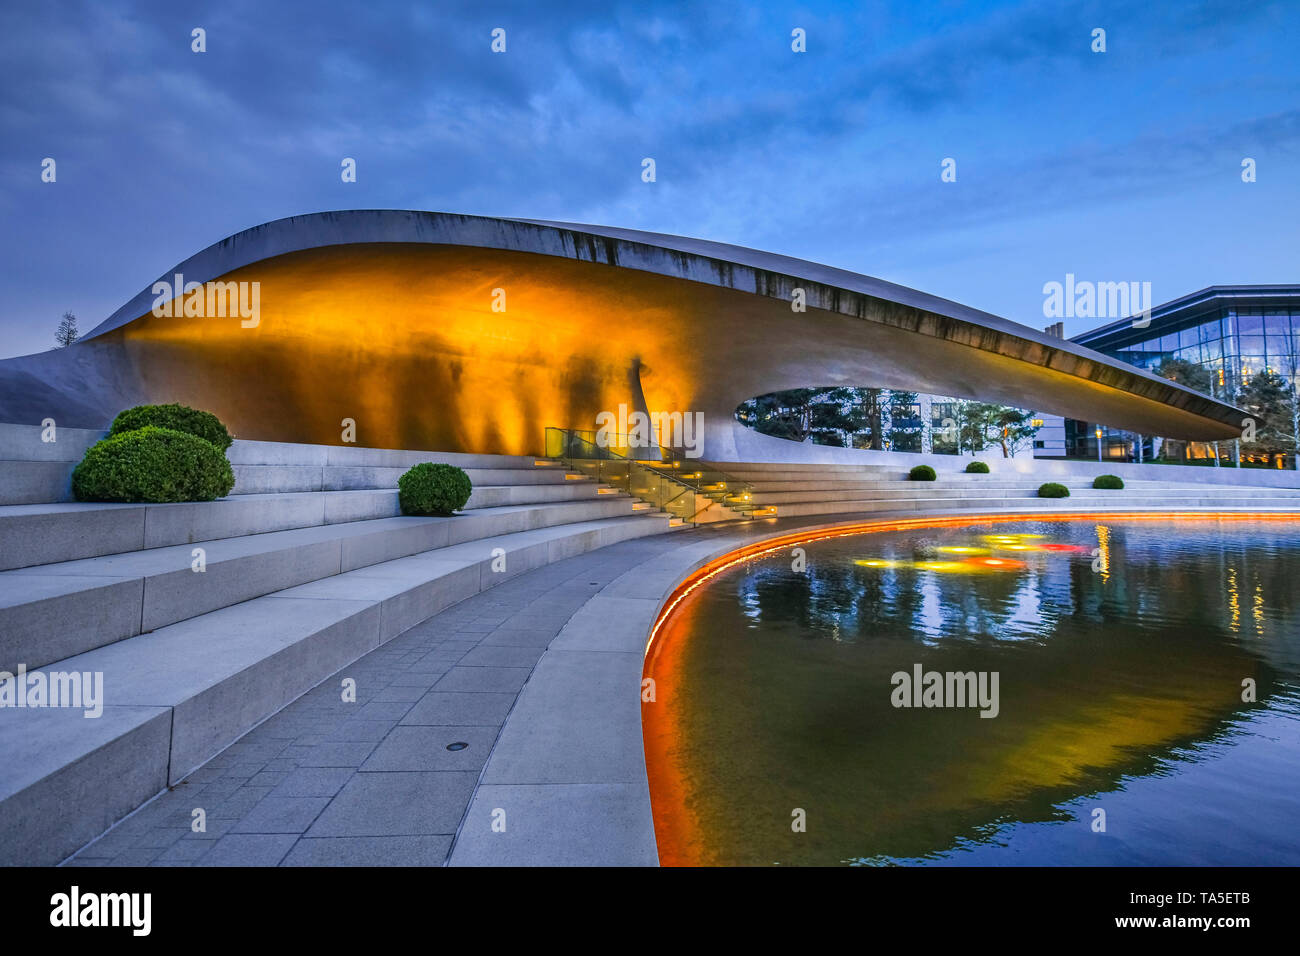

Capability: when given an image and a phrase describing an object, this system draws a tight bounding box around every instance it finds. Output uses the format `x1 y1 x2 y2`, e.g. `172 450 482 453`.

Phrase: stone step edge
0 498 649 673
0 483 613 572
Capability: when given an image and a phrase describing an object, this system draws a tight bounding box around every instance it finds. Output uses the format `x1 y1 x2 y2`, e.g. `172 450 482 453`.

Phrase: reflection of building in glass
1056 286 1300 463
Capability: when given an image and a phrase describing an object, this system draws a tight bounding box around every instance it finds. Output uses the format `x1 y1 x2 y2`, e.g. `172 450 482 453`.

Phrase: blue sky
1 0 1297 358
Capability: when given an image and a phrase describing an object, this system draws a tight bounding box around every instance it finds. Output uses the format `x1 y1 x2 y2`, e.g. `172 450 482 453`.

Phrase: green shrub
1037 482 1070 498
109 403 233 451
1093 474 1124 490
72 426 235 502
965 461 990 474
398 462 473 516
908 464 937 481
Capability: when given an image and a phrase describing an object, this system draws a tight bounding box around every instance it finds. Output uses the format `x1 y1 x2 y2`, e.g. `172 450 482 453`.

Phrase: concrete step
0 424 569 504
740 478 1037 492
0 482 609 572
0 497 643 672
0 511 679 866
227 440 543 468
742 473 1300 489
750 485 1300 505
766 494 1300 517
701 461 903 474
231 463 578 495
751 488 1039 504
0 461 89 506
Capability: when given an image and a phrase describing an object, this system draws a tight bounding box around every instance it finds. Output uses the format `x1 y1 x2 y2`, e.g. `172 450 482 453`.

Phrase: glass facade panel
1266 333 1290 364
1237 311 1264 335
1264 313 1291 335
1072 297 1297 464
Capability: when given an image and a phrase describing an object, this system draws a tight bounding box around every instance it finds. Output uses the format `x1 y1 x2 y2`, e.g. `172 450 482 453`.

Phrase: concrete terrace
5 425 1300 866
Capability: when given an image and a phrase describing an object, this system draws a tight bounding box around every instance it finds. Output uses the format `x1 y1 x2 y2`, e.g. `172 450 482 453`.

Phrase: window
1265 314 1292 369
1237 311 1264 335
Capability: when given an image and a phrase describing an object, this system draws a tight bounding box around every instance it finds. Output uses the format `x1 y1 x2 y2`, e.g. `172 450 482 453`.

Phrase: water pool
642 516 1300 866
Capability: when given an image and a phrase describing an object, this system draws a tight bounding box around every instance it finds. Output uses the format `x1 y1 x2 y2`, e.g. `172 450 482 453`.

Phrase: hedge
1093 474 1124 489
1037 482 1070 498
398 462 473 516
72 426 235 502
109 403 233 451
909 464 937 481
965 461 990 474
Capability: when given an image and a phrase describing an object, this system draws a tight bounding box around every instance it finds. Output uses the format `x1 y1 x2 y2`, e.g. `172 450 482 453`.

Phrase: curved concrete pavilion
0 210 1243 457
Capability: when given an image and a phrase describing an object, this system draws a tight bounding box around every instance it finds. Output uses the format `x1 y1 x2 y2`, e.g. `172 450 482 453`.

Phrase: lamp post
1095 426 1103 462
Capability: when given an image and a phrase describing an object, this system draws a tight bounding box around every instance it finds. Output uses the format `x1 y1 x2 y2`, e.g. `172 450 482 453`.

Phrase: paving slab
282 835 453 866
449 783 657 867
304 772 478 837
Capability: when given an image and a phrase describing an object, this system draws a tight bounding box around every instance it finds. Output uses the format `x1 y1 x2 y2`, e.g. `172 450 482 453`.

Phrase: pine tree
1238 370 1297 464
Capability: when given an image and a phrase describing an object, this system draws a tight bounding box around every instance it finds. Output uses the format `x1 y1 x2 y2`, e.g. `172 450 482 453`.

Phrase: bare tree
55 311 79 347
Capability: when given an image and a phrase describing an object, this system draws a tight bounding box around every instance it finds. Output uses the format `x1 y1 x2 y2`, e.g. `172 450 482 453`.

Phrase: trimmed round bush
72 426 235 502
1037 482 1070 498
1093 474 1124 490
909 464 937 481
965 461 990 474
399 462 473 516
109 403 233 451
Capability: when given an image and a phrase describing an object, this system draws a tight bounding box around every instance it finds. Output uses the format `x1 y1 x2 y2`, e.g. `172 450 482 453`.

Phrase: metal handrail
544 427 767 523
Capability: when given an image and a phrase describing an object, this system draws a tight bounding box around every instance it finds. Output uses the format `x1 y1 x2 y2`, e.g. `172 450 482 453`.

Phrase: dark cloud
0 0 1296 356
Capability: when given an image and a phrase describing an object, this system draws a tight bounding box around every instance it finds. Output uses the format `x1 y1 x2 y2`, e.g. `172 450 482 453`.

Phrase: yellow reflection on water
1228 567 1240 633
1095 525 1111 580
1253 582 1265 637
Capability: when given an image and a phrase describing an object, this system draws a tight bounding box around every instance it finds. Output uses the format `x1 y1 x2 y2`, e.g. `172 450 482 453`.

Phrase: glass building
1063 286 1300 464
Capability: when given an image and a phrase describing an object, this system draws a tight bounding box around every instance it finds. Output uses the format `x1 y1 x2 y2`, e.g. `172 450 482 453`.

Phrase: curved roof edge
80 209 1245 430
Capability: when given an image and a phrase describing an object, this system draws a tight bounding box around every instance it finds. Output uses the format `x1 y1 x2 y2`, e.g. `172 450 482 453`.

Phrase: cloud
0 0 1296 358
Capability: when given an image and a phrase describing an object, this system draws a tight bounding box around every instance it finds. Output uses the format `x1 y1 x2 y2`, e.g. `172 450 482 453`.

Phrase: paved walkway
63 532 693 867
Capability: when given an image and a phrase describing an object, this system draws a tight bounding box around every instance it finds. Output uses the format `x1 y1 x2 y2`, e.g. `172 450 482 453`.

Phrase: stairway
0 427 680 865
707 461 1300 518
545 427 768 523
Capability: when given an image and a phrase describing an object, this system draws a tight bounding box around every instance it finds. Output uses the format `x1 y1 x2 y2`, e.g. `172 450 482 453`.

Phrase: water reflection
643 518 1300 866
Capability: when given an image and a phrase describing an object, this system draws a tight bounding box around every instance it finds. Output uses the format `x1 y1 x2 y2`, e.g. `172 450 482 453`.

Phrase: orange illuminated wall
103 243 710 455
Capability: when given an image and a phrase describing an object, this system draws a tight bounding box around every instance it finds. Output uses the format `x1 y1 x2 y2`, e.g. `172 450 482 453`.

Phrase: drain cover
446 741 469 751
